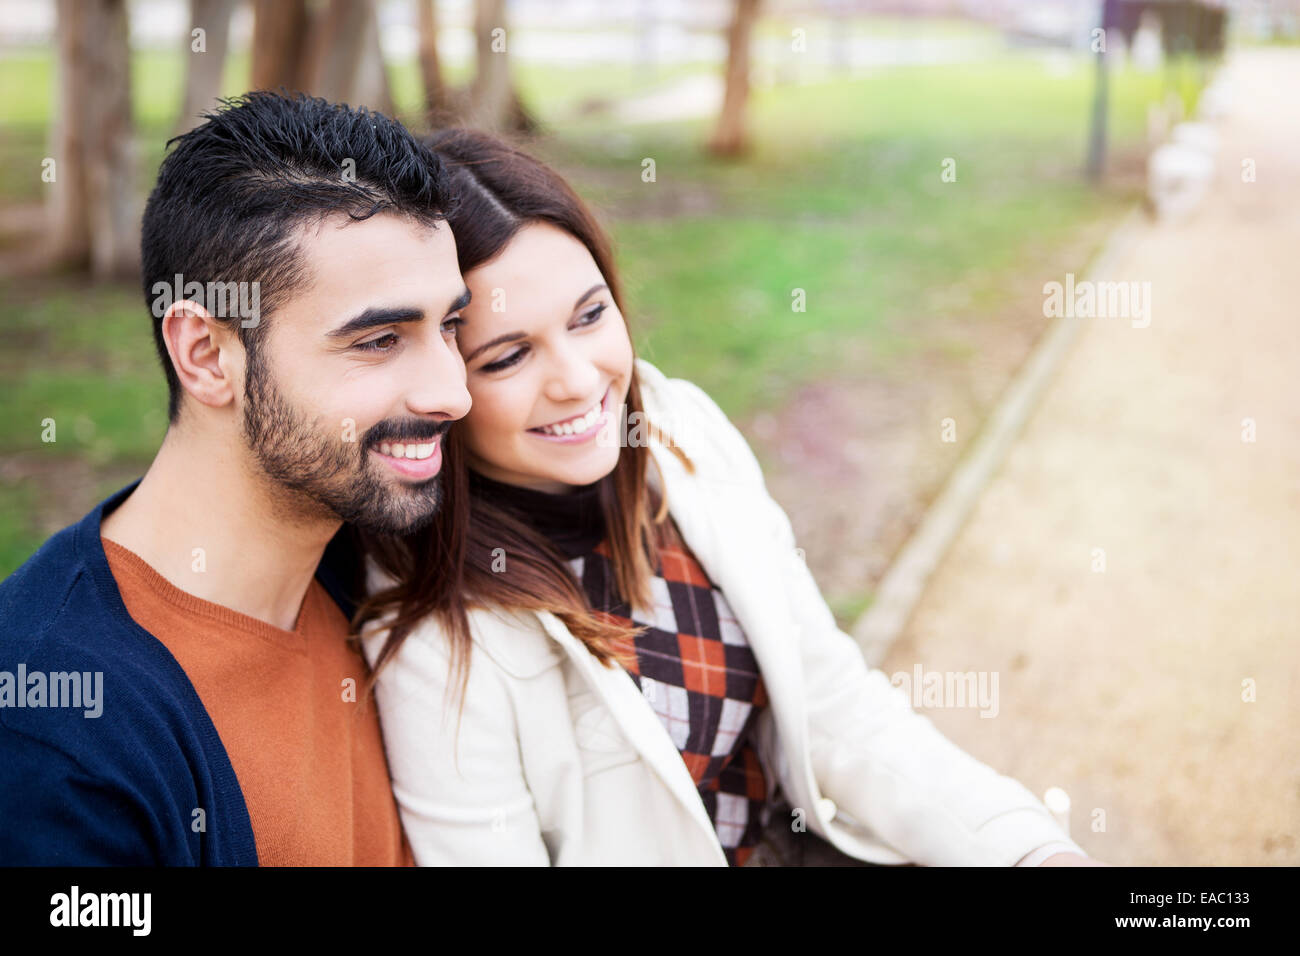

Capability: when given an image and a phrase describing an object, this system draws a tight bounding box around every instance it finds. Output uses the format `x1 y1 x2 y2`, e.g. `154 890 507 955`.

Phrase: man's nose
403 335 472 421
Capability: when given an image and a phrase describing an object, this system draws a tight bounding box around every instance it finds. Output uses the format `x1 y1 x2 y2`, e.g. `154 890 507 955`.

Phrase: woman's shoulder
635 359 764 487
635 358 724 423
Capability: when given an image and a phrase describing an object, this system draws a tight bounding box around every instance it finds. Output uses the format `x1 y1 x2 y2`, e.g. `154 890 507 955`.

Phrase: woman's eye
354 332 399 353
441 316 464 336
573 303 607 328
481 346 527 373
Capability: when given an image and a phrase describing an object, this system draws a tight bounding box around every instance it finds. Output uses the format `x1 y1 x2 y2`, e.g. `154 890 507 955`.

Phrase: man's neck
100 424 341 632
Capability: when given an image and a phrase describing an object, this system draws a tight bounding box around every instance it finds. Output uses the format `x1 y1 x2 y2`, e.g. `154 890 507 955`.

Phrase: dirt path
877 48 1300 866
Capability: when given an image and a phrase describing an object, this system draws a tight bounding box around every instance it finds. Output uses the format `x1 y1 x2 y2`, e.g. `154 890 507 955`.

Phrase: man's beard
240 346 447 535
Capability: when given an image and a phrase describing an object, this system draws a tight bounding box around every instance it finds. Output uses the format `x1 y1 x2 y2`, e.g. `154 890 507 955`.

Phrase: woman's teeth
533 399 602 436
377 440 438 460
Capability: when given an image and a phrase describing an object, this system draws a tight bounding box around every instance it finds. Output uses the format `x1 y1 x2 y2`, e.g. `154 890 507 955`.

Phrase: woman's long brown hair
355 129 692 738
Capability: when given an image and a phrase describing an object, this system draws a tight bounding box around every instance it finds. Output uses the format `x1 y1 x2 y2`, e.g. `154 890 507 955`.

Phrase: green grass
0 276 168 575
0 42 1197 577
0 279 168 462
0 481 42 580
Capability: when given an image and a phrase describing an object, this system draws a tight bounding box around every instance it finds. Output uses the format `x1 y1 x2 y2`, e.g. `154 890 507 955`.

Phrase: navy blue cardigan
0 480 361 865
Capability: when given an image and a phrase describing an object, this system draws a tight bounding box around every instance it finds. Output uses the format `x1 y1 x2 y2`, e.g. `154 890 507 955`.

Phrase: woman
356 129 1095 867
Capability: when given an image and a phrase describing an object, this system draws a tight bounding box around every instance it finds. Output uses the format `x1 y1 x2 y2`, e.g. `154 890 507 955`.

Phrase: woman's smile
526 386 611 443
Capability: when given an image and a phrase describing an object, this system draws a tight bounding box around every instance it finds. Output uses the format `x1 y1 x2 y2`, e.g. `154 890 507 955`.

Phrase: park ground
878 47 1299 866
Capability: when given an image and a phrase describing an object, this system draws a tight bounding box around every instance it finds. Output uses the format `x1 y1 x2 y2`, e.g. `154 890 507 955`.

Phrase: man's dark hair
140 91 454 422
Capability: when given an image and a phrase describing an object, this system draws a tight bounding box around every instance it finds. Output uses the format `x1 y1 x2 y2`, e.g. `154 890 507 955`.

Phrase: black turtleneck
468 470 606 559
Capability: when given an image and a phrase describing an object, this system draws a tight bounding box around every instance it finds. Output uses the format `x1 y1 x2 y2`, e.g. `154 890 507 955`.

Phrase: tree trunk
506 87 539 136
49 0 138 278
300 0 393 112
417 0 445 110
469 0 514 130
251 0 309 93
301 0 368 101
708 0 761 157
176 0 237 134
354 2 396 115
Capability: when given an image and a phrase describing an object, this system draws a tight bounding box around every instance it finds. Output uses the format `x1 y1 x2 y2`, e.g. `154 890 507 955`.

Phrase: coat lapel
649 441 817 812
535 610 725 859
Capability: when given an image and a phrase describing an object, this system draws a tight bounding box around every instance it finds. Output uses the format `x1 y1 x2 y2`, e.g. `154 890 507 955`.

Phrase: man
0 92 470 864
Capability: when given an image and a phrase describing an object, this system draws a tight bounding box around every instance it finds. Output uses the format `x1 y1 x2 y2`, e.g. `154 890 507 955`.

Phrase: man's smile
371 437 443 480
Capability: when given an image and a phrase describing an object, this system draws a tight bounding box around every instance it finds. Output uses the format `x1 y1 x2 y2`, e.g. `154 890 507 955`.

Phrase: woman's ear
160 299 240 412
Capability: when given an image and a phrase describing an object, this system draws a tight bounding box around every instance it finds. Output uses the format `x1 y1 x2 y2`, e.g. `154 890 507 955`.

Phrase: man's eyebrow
327 307 425 339
446 287 471 317
327 288 470 339
574 283 608 310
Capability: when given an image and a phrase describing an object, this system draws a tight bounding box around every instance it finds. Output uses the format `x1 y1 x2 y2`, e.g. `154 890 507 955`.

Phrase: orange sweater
102 537 412 866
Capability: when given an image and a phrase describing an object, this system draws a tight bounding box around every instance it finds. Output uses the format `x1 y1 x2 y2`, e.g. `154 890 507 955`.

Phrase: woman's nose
542 343 601 404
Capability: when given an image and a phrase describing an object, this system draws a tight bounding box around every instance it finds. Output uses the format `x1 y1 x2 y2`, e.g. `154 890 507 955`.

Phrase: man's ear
160 299 241 412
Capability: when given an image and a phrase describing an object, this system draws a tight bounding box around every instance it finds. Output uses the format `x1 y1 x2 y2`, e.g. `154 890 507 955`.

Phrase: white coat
361 360 1086 866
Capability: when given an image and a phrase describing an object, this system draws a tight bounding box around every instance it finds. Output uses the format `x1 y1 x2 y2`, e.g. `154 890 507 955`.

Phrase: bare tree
709 0 761 157
176 0 237 134
353 5 396 115
301 0 394 113
252 0 393 113
49 0 137 278
469 0 512 129
416 0 450 119
469 0 536 133
251 0 308 92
